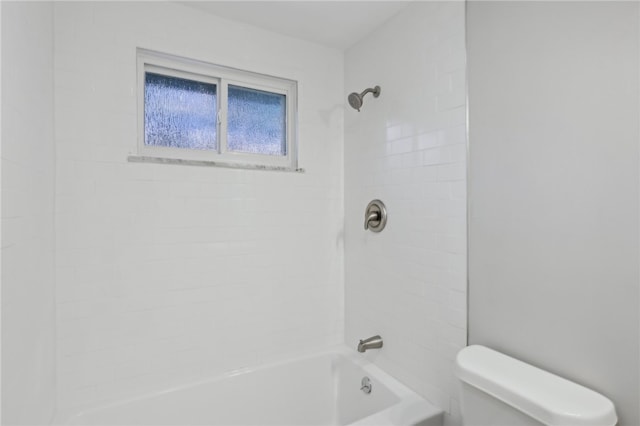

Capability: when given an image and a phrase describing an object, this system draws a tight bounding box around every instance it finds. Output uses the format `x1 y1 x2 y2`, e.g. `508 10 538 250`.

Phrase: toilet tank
455 345 617 426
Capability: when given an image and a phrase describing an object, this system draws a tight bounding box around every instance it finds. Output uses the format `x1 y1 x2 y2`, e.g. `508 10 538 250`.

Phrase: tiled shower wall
54 2 344 411
344 2 467 423
2 2 56 423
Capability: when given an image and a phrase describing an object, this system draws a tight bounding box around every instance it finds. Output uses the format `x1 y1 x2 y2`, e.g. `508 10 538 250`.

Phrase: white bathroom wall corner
344 2 467 423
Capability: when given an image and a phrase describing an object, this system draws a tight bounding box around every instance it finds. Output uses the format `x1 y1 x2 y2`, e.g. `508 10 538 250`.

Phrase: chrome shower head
348 85 381 112
348 92 363 111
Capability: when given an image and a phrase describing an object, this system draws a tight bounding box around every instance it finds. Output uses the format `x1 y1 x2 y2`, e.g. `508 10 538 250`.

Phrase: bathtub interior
57 348 440 426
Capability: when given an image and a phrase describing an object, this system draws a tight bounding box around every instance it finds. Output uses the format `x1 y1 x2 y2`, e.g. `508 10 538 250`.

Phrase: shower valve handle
364 200 387 233
364 212 380 230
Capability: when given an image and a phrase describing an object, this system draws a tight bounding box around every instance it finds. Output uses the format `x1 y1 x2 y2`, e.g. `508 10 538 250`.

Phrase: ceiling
179 1 411 50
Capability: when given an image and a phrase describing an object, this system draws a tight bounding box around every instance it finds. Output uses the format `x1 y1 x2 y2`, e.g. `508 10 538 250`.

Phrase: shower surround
53 1 344 412
344 2 467 423
4 1 467 423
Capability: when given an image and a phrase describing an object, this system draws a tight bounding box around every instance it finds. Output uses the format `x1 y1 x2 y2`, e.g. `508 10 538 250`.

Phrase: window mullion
219 79 228 156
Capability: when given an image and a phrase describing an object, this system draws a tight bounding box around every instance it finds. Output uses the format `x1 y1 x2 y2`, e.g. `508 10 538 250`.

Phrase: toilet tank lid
455 345 617 426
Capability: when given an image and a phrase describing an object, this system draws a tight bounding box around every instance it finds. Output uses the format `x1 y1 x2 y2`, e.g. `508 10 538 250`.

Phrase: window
136 49 298 169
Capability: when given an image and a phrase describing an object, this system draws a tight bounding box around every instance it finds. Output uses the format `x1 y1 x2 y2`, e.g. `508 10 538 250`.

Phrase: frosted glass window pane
227 85 286 156
145 72 217 150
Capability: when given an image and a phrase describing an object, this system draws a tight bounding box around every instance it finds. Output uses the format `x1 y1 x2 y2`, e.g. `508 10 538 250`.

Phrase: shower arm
360 87 380 98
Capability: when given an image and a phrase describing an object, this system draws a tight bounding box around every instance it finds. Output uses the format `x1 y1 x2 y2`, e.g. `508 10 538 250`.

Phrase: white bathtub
55 346 443 426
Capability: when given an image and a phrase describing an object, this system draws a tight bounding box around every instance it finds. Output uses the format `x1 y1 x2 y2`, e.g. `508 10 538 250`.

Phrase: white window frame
136 48 298 169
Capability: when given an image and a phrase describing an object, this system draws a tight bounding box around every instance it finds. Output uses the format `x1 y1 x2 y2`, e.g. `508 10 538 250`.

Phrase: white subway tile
55 1 345 410
345 2 466 415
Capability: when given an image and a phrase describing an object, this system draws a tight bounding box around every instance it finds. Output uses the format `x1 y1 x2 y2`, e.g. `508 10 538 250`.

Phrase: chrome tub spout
357 335 383 353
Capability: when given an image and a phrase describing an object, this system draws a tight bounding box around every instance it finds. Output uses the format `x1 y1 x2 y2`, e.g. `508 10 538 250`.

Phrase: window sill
127 155 305 173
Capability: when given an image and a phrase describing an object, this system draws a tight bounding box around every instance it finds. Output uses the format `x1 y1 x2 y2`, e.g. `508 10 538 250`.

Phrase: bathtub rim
53 344 443 425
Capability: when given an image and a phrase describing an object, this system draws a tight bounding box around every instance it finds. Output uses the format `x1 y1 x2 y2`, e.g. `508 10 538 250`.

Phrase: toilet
455 345 618 426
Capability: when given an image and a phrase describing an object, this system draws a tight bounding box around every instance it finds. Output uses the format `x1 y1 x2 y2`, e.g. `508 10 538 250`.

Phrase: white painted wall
1 1 57 423
54 2 344 412
467 2 639 425
1 3 3 420
344 2 467 423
